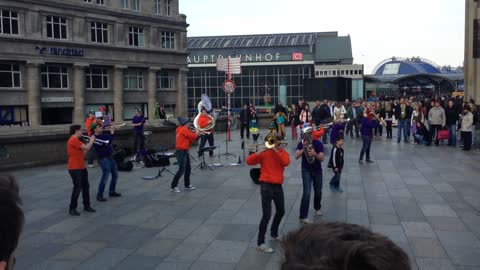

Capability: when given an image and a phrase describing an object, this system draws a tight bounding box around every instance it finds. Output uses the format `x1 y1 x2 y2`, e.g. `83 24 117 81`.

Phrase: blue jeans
415 134 426 145
98 158 118 197
359 135 371 161
397 119 408 142
448 124 457 146
299 169 323 219
171 150 191 188
329 170 342 188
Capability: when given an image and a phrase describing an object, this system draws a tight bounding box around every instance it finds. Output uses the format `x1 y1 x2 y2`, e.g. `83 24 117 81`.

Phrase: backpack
117 160 133 171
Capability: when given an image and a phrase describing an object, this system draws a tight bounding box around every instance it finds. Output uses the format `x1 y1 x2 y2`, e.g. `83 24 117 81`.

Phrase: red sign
291 52 303 61
222 79 236 94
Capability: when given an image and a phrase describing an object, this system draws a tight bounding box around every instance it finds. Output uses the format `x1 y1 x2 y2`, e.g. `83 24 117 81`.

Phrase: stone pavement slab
7 128 480 269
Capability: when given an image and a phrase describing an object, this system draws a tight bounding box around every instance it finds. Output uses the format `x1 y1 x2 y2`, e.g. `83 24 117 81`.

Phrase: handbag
437 129 450 140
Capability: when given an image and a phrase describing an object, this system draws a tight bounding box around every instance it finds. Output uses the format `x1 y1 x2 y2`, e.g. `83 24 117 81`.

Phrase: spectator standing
428 100 446 146
394 98 412 143
239 104 251 140
445 100 459 146
312 100 322 127
299 104 312 126
384 102 394 139
289 104 300 140
461 104 474 151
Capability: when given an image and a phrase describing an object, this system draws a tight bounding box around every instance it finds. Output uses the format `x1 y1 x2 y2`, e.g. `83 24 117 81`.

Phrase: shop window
124 69 144 89
41 65 68 89
86 67 109 89
161 31 175 49
123 103 147 120
0 10 19 35
128 26 144 47
0 106 28 126
157 70 175 89
85 104 114 120
46 16 67 39
41 107 72 125
90 22 108 43
0 64 20 88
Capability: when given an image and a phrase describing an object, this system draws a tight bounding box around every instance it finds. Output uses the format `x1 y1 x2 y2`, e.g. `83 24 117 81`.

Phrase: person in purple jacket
131 107 146 157
359 111 379 164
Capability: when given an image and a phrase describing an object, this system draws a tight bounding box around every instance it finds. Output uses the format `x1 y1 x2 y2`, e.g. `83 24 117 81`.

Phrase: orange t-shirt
246 149 290 184
85 117 95 136
198 115 213 132
312 127 324 140
67 136 85 170
176 125 199 150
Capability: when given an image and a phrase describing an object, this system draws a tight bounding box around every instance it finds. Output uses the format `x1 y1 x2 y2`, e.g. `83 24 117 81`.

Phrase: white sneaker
88 164 94 168
316 210 323 216
299 218 313 224
256 244 274 253
171 187 181 193
185 185 196 191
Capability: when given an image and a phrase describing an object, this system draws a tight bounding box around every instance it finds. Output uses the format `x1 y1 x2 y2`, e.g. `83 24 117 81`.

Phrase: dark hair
336 135 344 142
0 175 24 262
69 124 81 135
281 222 411 270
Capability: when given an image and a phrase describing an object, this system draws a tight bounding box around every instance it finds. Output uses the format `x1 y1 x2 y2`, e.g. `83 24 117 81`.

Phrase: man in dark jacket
319 101 332 143
239 104 251 139
445 100 459 146
312 100 322 127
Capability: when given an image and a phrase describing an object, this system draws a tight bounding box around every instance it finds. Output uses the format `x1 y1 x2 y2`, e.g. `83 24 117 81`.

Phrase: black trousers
346 120 360 138
462 131 472 150
133 133 145 154
386 121 393 138
258 182 285 246
68 169 91 210
374 125 383 136
240 123 250 139
198 133 214 157
171 150 191 188
429 125 442 145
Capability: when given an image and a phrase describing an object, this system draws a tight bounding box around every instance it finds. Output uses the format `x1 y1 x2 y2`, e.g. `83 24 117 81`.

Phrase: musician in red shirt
246 133 290 253
171 117 200 193
67 124 96 216
197 107 214 158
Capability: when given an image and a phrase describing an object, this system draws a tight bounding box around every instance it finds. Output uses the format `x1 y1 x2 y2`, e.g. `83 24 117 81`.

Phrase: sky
179 0 465 74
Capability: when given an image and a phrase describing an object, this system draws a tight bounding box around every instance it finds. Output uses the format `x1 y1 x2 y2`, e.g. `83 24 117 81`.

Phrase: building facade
465 0 480 102
186 32 363 113
0 0 188 127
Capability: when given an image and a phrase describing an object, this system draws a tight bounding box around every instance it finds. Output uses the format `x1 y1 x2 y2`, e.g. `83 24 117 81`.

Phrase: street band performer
171 117 200 193
197 107 214 158
66 125 96 216
246 133 290 253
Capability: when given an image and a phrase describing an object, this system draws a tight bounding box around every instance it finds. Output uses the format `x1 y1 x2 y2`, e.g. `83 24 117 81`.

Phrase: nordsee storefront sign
35 46 84 57
188 53 282 64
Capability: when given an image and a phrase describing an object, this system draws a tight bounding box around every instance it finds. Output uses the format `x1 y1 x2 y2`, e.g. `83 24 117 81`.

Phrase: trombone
82 136 110 145
103 123 127 130
245 134 288 151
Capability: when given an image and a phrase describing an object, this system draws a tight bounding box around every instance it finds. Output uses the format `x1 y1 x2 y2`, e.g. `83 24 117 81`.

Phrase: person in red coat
246 133 290 253
170 117 200 193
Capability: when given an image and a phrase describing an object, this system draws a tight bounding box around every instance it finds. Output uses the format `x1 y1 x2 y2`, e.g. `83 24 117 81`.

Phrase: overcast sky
179 0 465 74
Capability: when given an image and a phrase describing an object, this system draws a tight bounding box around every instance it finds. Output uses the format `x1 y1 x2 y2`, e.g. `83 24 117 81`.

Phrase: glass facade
187 65 313 112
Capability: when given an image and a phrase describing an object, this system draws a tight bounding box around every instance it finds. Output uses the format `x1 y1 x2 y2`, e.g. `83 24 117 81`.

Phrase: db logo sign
291 53 303 61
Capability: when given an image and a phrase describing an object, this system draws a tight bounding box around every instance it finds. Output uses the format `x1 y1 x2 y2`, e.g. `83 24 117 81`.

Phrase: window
133 0 140 11
0 10 18 35
90 22 108 43
154 0 161 14
128 26 144 47
0 64 20 88
354 70 358 75
359 69 363 75
84 0 104 3
332 70 336 76
340 70 344 75
86 67 109 89
315 71 319 76
157 70 175 89
123 103 147 120
124 69 143 89
46 16 67 39
165 0 171 16
41 65 68 88
161 31 175 49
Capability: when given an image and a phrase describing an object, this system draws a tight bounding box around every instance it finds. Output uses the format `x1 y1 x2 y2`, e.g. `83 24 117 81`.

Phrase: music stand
193 146 216 171
141 152 176 180
219 131 236 159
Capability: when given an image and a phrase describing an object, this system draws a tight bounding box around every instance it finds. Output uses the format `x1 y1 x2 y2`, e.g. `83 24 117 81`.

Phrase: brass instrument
194 94 215 133
82 135 110 145
103 123 127 130
246 133 288 151
302 130 316 164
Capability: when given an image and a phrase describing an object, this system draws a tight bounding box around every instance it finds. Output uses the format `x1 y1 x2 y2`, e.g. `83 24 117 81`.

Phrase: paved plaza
7 129 480 270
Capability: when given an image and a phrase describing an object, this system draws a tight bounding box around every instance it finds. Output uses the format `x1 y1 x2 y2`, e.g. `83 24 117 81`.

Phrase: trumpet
103 123 127 130
82 135 110 145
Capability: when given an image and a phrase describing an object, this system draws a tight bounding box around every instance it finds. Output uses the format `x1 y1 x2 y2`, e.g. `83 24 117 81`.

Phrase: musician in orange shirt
171 117 200 193
197 107 214 158
246 133 290 253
